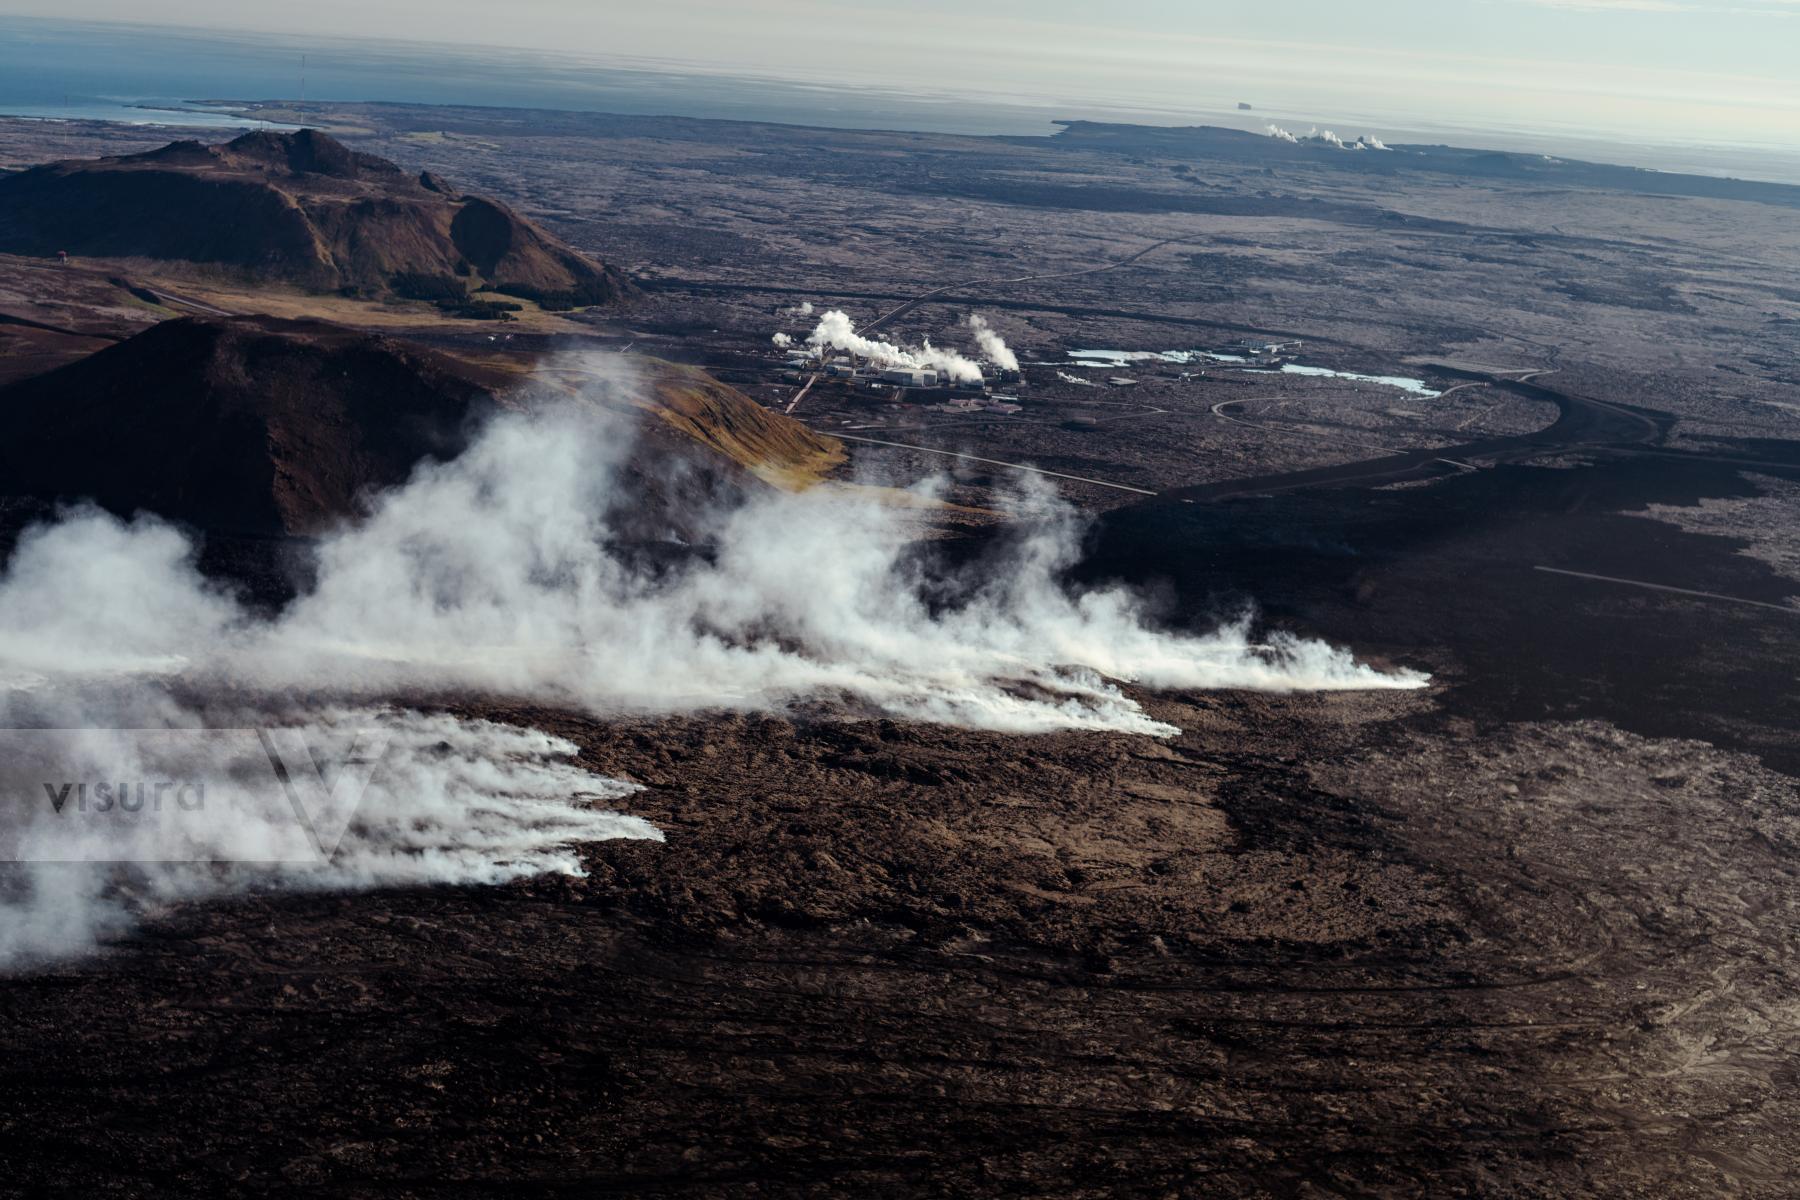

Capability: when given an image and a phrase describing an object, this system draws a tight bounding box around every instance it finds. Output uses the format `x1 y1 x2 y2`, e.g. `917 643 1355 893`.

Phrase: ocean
2 15 1796 186
0 16 1072 136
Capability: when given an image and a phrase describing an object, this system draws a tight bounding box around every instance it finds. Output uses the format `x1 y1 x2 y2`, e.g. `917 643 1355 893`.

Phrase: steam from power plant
770 302 814 351
794 310 1023 382
967 314 1020 373
0 352 1425 967
803 309 984 383
1267 125 1391 151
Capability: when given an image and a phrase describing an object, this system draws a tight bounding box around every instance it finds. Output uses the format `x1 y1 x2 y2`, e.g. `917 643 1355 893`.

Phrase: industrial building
769 346 1021 401
933 396 1023 416
880 367 939 388
1226 338 1304 357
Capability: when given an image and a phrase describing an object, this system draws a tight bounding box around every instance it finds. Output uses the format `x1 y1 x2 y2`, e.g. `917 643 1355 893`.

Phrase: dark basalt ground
2 106 1799 1198
3 435 1798 1197
1 693 1795 1198
1092 442 1800 777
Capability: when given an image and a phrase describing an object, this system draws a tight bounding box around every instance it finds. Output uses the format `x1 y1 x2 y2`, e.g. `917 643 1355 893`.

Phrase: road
832 434 1159 495
783 371 818 415
841 399 1169 435
141 286 235 317
1210 395 1400 455
1162 371 1671 505
1534 567 1800 615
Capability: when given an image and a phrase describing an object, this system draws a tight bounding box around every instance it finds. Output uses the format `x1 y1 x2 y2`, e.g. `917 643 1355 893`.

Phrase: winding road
770 241 1675 510
1534 567 1800 615
141 286 235 317
825 367 1676 505
1161 369 1671 505
831 434 1160 495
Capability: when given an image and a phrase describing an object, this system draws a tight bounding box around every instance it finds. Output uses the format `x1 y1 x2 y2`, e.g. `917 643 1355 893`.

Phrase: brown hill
0 130 634 310
0 316 841 541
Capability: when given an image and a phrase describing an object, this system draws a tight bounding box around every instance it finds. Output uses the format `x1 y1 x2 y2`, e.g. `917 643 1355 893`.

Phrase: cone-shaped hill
0 129 634 310
0 316 842 541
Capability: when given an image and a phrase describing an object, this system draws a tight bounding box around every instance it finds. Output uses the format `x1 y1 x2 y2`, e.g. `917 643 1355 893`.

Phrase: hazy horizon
1 7 1797 185
0 1 1794 154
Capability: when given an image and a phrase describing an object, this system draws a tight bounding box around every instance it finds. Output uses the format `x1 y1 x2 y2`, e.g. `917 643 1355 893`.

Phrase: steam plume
967 314 1020 373
3 378 1428 724
0 351 1426 966
803 310 985 383
0 703 655 969
1266 125 1390 151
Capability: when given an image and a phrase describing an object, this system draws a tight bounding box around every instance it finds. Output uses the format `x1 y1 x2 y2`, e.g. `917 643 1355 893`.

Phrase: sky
0 0 1795 150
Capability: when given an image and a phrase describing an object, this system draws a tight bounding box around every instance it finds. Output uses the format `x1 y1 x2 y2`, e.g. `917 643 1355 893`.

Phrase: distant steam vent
1266 124 1390 151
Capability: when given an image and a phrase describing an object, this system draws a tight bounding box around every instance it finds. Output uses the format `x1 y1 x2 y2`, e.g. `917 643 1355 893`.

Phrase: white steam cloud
0 352 1425 966
781 311 1019 383
15 398 1423 724
967 314 1020 373
1266 125 1391 151
770 303 813 352
0 710 655 969
802 309 985 384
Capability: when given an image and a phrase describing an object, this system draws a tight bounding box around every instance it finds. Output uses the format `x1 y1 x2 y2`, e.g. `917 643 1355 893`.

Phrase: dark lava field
1 103 1798 1198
